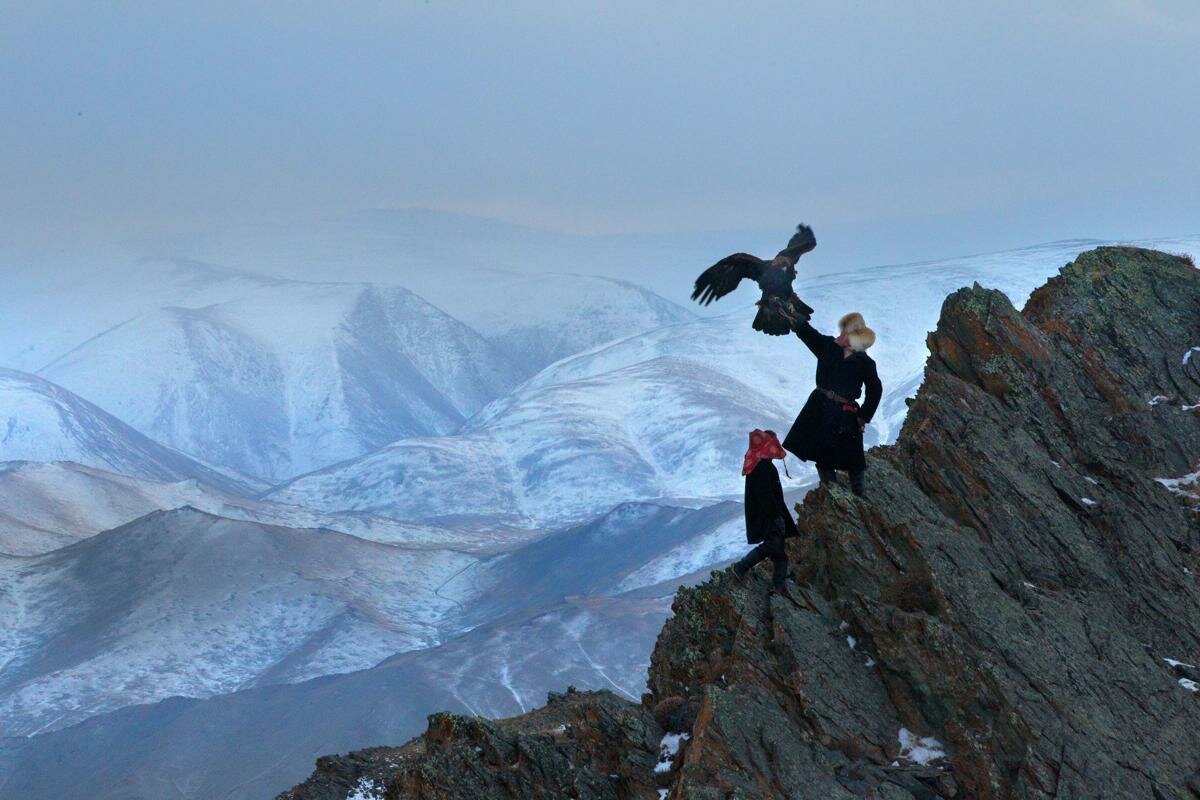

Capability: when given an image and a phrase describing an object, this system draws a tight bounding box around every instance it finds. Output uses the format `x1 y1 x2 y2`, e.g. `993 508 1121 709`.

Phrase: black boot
732 559 749 581
770 556 789 593
817 466 838 486
849 468 865 497
732 548 761 581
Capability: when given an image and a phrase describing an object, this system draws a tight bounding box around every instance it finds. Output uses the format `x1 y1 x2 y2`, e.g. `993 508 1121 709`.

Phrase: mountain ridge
0 368 260 495
0 506 481 737
0 460 523 558
0 499 751 800
37 281 519 482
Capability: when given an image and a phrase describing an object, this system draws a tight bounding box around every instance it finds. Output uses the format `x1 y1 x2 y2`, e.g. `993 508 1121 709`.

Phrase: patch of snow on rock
897 727 946 766
346 777 384 800
1156 468 1200 504
655 732 690 774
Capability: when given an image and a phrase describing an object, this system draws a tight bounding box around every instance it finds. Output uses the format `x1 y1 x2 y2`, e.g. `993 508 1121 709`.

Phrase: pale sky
3 1 1198 252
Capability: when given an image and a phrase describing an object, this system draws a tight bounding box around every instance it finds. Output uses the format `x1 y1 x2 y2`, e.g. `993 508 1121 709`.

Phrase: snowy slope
271 237 1200 525
270 356 782 526
0 461 527 558
0 508 481 737
388 270 694 380
22 260 692 482
39 281 517 481
0 594 674 800
0 497 740 744
0 369 257 495
0 500 740 800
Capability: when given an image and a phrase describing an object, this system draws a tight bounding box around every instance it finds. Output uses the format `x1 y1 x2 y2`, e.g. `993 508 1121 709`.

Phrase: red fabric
742 428 786 475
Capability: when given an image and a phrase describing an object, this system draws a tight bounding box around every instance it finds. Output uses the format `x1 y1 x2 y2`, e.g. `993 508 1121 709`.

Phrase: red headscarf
742 429 786 475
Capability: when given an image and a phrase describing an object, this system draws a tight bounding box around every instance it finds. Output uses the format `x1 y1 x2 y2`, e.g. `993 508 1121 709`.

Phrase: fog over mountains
1 212 1197 799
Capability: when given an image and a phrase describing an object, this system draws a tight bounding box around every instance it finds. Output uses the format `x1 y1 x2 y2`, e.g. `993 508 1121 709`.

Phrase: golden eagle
691 224 816 335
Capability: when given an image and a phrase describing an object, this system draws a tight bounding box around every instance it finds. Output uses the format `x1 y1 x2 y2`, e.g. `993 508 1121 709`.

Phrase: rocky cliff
280 247 1200 800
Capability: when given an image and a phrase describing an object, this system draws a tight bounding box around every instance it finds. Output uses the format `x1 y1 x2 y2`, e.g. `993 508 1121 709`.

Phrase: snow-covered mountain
3 253 691 482
275 239 1200 526
0 594 674 800
0 369 256 495
0 461 527 558
0 500 742 800
38 281 517 481
268 355 787 526
0 508 482 737
450 499 743 628
0 496 742 743
384 270 694 380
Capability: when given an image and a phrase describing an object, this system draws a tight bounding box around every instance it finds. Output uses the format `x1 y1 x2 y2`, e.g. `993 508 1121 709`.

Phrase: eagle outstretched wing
690 253 765 306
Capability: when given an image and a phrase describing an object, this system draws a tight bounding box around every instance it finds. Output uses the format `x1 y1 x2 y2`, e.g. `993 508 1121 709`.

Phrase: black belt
818 388 856 407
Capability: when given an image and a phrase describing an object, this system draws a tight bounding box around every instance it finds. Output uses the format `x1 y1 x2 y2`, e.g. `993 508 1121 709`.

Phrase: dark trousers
735 529 788 590
817 464 865 496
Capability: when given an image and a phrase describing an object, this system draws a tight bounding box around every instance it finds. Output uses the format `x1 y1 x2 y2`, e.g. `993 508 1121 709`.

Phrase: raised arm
859 358 883 423
793 319 834 358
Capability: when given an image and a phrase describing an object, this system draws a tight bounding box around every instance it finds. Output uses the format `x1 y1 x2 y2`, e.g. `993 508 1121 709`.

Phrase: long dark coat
783 321 883 472
744 459 798 544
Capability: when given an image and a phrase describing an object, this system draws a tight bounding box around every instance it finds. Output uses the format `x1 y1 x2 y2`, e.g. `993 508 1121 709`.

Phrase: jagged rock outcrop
280 247 1200 799
280 688 663 800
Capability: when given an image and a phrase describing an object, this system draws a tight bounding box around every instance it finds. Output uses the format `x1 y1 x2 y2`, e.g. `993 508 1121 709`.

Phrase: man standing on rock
783 313 882 496
732 429 798 592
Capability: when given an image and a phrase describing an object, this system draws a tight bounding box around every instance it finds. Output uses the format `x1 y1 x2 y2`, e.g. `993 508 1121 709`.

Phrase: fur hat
847 327 876 352
839 312 875 351
838 312 866 332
